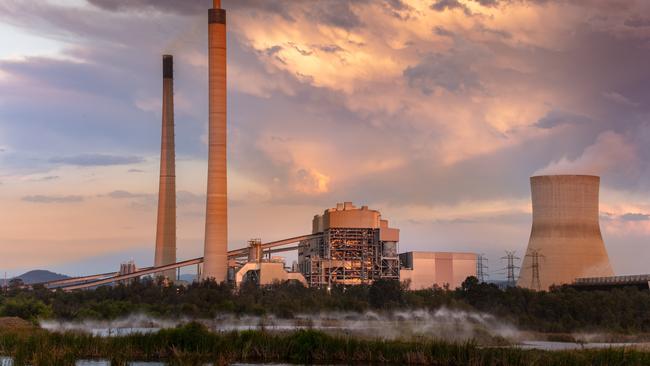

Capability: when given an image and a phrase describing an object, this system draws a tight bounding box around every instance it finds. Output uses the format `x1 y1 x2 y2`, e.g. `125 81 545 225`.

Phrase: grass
1 322 650 365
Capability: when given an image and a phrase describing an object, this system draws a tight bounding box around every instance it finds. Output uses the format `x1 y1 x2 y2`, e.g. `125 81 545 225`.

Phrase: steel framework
300 228 399 287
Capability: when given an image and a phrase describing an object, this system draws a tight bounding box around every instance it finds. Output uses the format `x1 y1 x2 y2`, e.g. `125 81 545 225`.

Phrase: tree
369 279 402 309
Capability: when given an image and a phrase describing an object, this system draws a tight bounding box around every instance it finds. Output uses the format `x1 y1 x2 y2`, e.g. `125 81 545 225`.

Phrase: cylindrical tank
517 175 613 290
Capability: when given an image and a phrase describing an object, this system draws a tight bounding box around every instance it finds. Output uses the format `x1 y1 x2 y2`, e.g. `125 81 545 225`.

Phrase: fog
40 308 520 342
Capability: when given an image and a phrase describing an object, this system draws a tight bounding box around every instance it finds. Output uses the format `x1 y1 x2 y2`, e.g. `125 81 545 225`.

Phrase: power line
526 249 545 291
476 254 489 282
501 251 520 287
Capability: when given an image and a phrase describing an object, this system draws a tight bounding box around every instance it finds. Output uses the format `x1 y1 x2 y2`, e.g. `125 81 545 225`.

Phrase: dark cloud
49 154 144 167
430 0 470 14
385 0 409 11
433 26 454 37
620 213 650 222
305 1 364 30
403 54 480 94
127 169 145 173
624 16 650 28
86 0 206 15
22 195 84 203
315 44 344 53
535 110 593 129
472 0 500 6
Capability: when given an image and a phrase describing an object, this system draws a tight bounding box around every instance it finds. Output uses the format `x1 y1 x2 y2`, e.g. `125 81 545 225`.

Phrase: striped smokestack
202 0 228 281
154 55 177 280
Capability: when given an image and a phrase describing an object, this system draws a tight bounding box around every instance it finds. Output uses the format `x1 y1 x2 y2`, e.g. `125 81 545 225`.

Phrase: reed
1 323 650 366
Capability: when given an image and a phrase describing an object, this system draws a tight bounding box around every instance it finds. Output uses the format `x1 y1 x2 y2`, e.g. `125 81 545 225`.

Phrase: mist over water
40 308 520 342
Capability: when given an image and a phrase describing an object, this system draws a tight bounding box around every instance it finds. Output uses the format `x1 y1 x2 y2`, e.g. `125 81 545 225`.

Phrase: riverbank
2 323 650 366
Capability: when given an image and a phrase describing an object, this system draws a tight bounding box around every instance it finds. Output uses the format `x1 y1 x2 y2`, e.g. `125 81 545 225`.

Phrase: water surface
518 340 636 350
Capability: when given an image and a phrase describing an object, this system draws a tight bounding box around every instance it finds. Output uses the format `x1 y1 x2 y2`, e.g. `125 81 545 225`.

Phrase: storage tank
517 175 613 290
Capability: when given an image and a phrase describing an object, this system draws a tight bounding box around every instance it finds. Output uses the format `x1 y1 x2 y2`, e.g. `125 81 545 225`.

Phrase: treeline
2 277 650 333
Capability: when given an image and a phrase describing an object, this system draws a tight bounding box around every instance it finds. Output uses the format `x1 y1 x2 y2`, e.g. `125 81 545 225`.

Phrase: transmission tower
476 254 489 282
526 249 545 291
501 251 520 287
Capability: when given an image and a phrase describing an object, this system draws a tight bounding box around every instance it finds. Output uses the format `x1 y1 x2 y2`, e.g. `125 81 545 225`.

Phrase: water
0 360 307 366
517 340 637 350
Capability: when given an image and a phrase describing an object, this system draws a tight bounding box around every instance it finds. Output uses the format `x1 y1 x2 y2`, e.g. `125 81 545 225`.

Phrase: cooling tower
517 175 613 290
154 55 177 280
202 0 228 281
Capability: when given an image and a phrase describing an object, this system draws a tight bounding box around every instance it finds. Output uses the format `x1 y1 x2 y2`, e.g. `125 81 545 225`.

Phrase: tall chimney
202 1 228 281
517 175 613 290
154 55 177 281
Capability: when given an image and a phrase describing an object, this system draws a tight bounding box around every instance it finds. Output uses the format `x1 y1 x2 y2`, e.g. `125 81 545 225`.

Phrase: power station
30 3 642 294
517 175 614 290
298 202 400 287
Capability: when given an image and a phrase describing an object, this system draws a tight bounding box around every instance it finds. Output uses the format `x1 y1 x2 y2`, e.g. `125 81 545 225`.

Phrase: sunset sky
1 0 650 279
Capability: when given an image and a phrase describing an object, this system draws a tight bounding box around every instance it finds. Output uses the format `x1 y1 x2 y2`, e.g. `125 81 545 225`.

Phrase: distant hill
14 270 69 285
179 274 197 283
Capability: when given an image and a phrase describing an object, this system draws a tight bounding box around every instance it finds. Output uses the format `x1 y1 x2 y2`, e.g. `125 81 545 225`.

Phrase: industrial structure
28 2 481 293
203 0 229 282
517 175 614 290
400 252 477 290
154 55 177 281
298 202 400 287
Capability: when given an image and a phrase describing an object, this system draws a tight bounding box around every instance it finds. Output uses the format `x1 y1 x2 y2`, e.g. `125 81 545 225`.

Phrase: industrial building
400 252 477 290
298 202 400 287
517 175 614 290
36 1 481 292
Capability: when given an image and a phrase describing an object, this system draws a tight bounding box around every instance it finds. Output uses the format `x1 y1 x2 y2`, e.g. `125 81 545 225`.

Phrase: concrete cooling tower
203 0 228 281
517 175 613 290
154 55 177 280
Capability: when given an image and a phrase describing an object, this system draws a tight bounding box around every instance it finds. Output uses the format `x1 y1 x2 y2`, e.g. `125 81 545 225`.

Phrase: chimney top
213 0 221 8
162 55 173 79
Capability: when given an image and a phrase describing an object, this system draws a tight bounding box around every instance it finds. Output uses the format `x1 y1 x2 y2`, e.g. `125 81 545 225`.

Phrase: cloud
28 176 60 182
430 0 470 14
86 0 205 15
535 131 637 176
472 0 499 6
106 190 149 199
127 169 145 173
535 110 592 129
602 91 638 107
22 195 84 203
620 213 650 222
49 154 144 167
403 54 480 94
178 191 206 205
624 16 650 28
